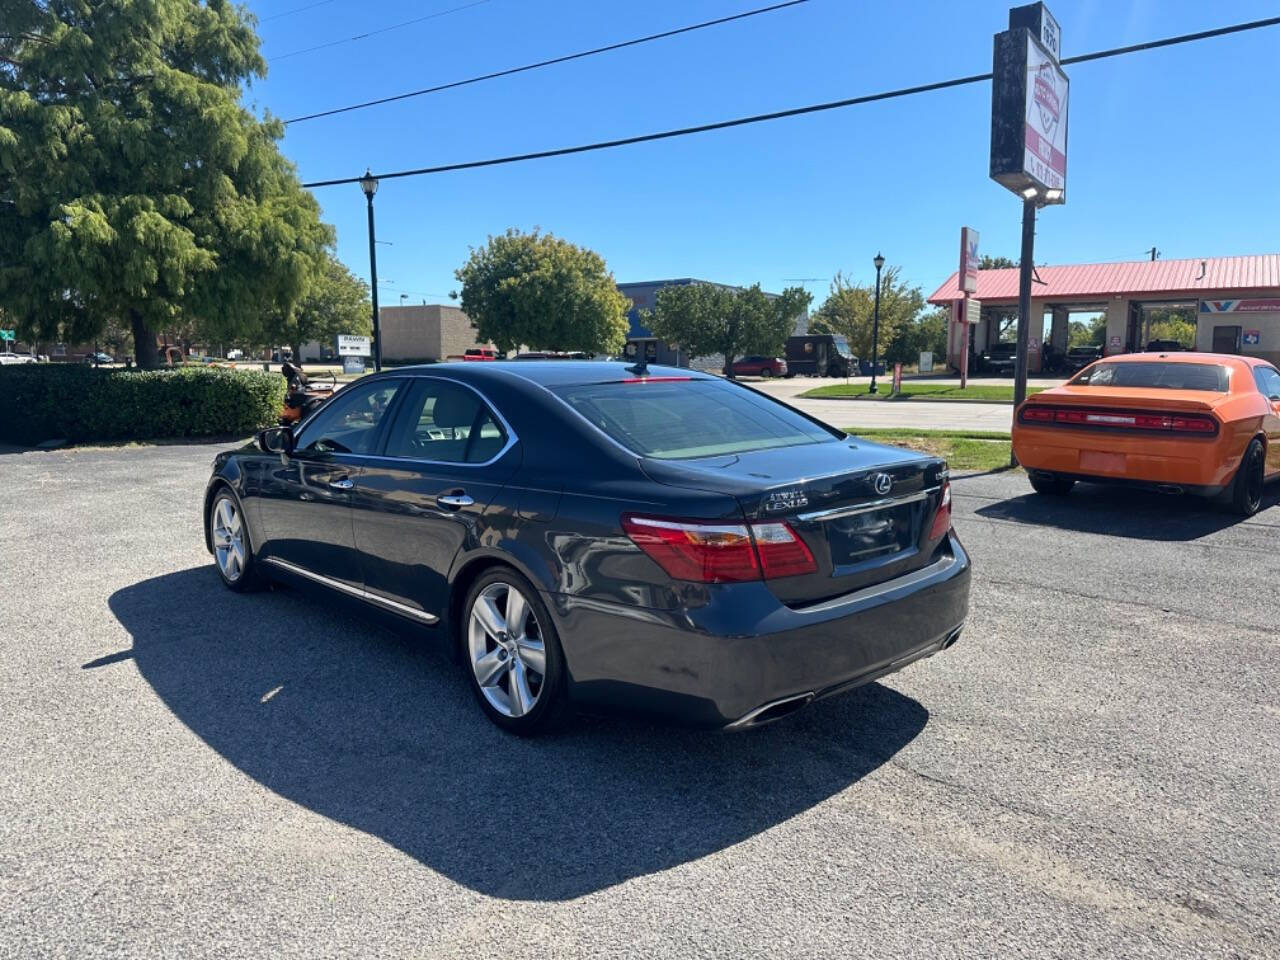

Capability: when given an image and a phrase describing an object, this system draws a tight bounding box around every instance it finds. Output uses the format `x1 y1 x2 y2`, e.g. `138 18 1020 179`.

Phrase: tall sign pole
990 2 1068 461
959 227 980 390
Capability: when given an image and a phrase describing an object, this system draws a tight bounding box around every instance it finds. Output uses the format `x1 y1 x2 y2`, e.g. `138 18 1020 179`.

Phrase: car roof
1097 351 1261 367
384 360 720 389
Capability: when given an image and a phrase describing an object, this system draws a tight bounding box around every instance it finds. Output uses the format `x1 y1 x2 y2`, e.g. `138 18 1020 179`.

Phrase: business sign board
990 5 1068 201
1199 298 1280 314
342 356 366 374
919 351 934 373
1009 1 1061 60
960 227 980 294
1243 330 1261 345
335 334 371 357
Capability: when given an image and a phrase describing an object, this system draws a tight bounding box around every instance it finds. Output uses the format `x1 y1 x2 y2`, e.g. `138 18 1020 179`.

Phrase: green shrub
0 365 286 445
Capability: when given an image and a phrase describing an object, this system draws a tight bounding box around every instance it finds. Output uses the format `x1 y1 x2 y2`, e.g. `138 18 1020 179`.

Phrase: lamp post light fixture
869 252 885 394
359 169 383 372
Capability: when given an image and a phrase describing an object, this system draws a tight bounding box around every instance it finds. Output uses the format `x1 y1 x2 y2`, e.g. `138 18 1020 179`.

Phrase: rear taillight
621 515 816 583
1019 405 1217 435
751 522 817 579
927 481 952 540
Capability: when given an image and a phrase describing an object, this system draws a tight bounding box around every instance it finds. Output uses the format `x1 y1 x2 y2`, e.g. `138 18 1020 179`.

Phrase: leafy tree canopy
885 307 947 366
810 267 923 361
263 249 370 358
455 228 631 355
643 283 810 377
979 255 1018 270
0 0 331 367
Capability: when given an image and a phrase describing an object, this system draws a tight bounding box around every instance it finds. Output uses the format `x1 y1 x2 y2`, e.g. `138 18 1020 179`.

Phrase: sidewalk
745 376 1021 432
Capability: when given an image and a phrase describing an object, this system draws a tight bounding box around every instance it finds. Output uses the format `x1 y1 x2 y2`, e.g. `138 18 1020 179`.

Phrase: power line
301 14 1280 188
284 0 811 124
269 0 490 63
260 0 337 24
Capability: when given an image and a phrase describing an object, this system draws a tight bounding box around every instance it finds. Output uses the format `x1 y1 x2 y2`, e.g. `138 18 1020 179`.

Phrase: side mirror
258 426 294 455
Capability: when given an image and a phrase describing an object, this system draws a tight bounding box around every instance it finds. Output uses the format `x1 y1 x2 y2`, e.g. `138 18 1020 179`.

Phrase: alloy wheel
467 582 547 718
1246 445 1264 512
212 497 246 582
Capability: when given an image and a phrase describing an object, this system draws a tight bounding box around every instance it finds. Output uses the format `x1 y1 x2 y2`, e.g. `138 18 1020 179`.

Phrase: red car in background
728 355 788 378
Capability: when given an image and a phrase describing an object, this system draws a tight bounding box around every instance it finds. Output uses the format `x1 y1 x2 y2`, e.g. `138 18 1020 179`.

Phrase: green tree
1145 308 1196 348
263 251 370 363
979 255 1018 269
644 283 810 378
0 0 331 368
810 267 923 361
885 307 947 366
455 229 631 355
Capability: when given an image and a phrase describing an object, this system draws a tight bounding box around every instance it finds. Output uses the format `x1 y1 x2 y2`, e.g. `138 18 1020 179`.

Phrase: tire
461 567 570 735
759 368 773 379
1029 473 1075 496
1227 438 1266 517
209 489 263 592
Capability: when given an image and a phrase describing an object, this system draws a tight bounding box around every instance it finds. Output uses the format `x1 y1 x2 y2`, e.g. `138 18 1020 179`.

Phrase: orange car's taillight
1019 405 1218 435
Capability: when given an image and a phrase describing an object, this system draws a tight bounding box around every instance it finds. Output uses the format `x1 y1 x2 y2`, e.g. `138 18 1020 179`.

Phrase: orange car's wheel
1029 473 1075 497
1227 438 1266 517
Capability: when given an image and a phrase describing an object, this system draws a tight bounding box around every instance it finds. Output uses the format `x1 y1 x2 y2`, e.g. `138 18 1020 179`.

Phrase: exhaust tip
727 691 815 730
1155 484 1184 495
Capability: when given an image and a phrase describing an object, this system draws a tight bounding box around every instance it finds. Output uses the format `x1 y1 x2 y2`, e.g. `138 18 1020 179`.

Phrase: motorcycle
279 361 337 426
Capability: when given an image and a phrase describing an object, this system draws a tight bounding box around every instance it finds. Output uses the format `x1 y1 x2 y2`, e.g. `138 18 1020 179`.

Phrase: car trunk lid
640 439 950 604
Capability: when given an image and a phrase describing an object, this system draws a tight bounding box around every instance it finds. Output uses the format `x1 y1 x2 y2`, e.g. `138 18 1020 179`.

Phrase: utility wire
301 14 1280 188
261 0 337 24
284 0 811 124
270 0 490 62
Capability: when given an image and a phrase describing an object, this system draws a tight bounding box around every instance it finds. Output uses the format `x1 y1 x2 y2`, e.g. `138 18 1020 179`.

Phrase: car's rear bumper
546 533 971 728
1013 426 1237 489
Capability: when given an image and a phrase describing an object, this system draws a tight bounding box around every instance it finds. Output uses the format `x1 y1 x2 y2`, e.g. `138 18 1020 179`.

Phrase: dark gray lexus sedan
204 361 970 734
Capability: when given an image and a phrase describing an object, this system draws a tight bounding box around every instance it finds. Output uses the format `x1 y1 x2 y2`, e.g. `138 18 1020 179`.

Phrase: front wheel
1227 438 1266 517
1029 473 1075 496
209 490 263 591
463 569 569 735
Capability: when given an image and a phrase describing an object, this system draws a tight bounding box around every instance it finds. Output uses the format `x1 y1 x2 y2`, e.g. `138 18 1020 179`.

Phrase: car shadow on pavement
975 481 1279 541
107 567 928 902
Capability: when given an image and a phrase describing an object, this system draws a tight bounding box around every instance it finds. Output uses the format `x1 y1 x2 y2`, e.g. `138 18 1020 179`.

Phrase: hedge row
0 365 287 445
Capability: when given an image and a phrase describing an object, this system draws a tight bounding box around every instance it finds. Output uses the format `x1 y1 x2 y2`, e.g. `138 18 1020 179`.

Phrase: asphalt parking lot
2 442 1277 959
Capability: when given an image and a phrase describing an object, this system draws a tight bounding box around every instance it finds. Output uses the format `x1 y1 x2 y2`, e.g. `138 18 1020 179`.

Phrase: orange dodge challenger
1012 353 1280 516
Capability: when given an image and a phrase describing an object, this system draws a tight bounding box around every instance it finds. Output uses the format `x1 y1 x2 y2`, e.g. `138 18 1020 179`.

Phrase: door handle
437 492 474 509
329 477 354 490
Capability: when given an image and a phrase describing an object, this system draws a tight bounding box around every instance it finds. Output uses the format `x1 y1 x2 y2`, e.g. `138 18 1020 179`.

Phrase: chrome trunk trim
795 487 936 523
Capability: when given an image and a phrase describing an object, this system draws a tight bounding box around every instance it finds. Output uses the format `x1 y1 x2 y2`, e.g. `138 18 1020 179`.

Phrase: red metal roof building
926 254 1280 372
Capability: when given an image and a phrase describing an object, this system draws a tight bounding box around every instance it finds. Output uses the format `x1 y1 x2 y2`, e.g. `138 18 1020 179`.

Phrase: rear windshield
554 379 841 459
1070 361 1229 392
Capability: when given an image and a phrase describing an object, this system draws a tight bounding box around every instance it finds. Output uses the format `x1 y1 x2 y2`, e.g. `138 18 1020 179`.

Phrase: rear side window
1254 365 1280 400
1071 362 1229 392
554 379 841 459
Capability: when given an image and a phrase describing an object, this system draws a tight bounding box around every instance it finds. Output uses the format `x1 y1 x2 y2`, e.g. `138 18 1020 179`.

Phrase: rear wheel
463 568 569 735
1029 473 1075 496
759 368 773 378
1227 438 1266 517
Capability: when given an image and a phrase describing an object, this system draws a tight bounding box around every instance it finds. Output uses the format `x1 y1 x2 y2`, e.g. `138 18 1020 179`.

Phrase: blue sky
243 0 1280 306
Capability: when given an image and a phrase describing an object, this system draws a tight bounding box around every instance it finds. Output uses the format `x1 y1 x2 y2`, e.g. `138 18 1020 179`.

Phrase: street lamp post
869 252 885 394
359 169 383 372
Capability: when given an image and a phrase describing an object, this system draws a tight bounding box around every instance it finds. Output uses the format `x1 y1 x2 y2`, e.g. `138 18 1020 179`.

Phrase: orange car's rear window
1071 362 1229 392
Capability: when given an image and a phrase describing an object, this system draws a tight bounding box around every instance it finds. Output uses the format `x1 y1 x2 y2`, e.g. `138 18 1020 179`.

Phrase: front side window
1254 365 1280 400
383 379 509 463
295 380 403 454
1071 362 1229 392
832 337 853 358
555 379 841 460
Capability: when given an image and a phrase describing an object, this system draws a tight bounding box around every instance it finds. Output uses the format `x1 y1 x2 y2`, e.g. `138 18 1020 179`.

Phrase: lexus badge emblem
872 473 893 496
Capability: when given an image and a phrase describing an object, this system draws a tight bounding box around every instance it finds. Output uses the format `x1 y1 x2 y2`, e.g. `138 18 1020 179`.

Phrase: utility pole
1147 246 1160 261
1012 199 1036 419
